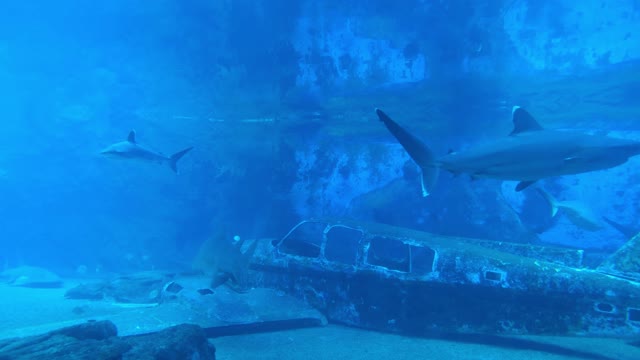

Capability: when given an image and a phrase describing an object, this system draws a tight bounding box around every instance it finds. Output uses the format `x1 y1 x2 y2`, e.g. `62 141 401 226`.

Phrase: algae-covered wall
0 0 638 273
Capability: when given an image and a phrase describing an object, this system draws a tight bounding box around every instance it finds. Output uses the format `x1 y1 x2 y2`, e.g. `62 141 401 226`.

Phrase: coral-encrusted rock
0 320 216 360
124 323 215 360
52 319 118 340
65 271 177 303
0 320 127 360
64 282 108 300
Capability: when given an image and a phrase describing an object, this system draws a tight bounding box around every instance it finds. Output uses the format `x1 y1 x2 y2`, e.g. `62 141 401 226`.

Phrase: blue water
0 0 639 356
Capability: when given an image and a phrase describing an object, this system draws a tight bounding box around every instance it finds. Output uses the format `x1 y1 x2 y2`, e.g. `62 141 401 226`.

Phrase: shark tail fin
375 108 439 196
535 188 559 217
419 164 439 197
169 147 194 173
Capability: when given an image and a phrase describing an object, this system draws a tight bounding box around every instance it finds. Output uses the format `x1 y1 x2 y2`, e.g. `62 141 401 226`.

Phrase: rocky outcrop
65 271 176 303
0 320 215 360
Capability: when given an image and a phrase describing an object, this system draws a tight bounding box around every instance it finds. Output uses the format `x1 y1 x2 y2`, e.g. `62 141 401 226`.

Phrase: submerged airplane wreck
247 218 640 337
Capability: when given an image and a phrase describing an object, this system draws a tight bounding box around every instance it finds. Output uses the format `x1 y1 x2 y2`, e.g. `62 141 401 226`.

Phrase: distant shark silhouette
376 107 640 196
192 228 258 293
535 188 603 232
101 130 193 173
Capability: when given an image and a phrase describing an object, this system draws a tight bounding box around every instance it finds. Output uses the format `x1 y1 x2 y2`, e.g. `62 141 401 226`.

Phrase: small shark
376 107 640 196
101 130 193 173
535 188 603 232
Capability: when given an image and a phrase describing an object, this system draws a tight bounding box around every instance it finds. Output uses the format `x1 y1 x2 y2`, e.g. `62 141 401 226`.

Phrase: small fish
536 188 603 232
101 130 193 173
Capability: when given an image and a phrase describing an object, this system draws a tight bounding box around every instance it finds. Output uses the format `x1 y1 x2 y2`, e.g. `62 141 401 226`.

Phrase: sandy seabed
213 324 640 360
1 283 638 360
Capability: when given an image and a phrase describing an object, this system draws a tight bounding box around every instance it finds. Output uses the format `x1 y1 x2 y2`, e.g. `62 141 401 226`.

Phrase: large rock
0 320 216 360
65 271 176 303
124 323 216 360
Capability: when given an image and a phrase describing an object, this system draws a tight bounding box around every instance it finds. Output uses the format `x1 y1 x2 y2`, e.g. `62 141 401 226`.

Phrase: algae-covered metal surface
249 218 640 338
598 233 640 282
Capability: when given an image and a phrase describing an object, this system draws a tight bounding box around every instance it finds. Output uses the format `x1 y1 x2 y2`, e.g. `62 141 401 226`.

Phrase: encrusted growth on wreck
249 218 640 337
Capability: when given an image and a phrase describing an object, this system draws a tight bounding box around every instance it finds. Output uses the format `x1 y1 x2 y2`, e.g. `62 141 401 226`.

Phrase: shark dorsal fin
510 106 543 135
127 130 136 143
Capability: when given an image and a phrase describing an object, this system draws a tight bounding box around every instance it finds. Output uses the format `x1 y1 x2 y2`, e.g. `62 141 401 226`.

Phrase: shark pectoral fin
510 107 543 135
127 130 136 143
515 180 536 192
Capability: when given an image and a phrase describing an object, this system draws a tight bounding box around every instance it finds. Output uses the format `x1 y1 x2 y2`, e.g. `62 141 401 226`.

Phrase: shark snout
100 147 118 156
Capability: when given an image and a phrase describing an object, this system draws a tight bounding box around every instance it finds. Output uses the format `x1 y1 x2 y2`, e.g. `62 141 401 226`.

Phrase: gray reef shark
101 130 193 173
376 107 640 196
